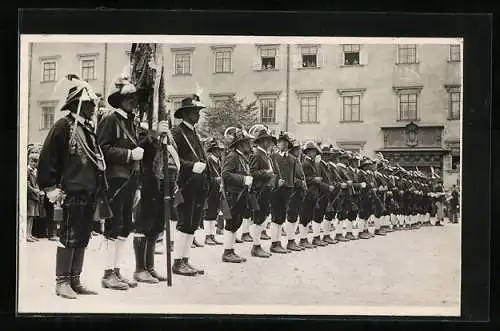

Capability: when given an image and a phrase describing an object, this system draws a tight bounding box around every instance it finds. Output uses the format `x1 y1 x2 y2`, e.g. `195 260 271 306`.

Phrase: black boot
241 232 253 242
205 235 217 246
322 234 338 244
286 240 303 251
222 249 244 263
114 268 137 288
270 241 289 253
359 230 371 239
251 245 272 258
70 248 97 295
345 232 356 240
172 259 197 276
133 237 158 284
182 257 205 275
299 238 316 249
102 269 129 290
260 230 271 240
55 247 77 299
312 236 328 247
145 236 168 281
335 233 349 242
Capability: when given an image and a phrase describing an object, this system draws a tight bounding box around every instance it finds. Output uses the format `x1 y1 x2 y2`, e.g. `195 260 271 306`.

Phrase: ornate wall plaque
405 122 419 147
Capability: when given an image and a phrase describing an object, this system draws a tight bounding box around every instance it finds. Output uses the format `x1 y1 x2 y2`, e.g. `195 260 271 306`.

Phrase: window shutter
360 50 368 66
275 48 281 70
415 45 419 63
317 51 325 68
395 45 399 64
253 54 262 71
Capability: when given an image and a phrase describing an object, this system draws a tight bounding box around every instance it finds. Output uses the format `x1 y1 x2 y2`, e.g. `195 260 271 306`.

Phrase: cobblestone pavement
18 221 461 315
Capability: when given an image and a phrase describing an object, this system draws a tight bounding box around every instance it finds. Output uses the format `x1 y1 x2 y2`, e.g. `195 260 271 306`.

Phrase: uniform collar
305 155 313 162
114 108 130 120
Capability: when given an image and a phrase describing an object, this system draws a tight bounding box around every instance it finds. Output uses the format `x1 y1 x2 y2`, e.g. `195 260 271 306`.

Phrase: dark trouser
136 171 178 238
176 181 209 235
271 187 293 225
204 186 221 221
358 194 373 221
299 193 317 226
337 196 358 221
288 189 305 223
44 197 56 237
104 177 136 240
59 193 96 248
253 188 272 226
313 194 329 224
224 192 246 233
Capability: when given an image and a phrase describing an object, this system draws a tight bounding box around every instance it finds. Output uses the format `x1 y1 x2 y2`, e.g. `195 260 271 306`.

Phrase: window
214 49 232 73
300 95 318 123
174 53 191 75
449 44 461 62
210 94 234 109
342 95 361 122
301 46 318 68
259 98 276 124
343 44 360 65
41 61 57 82
80 58 96 81
397 44 417 64
449 90 461 120
452 155 460 172
398 93 418 120
41 106 55 130
260 47 276 70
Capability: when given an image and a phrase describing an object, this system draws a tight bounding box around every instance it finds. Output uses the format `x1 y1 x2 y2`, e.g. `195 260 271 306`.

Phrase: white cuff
244 176 253 186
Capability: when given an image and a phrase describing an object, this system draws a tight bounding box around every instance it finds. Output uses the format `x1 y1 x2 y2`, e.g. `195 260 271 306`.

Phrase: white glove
341 182 347 189
192 162 207 174
361 182 367 189
278 179 285 187
46 188 63 204
347 180 353 186
244 176 253 187
133 189 141 208
329 185 334 192
158 120 169 134
140 122 149 130
131 147 144 161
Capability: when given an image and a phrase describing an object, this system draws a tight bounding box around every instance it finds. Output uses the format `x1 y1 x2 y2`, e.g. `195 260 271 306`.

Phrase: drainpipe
27 42 33 143
103 43 108 98
285 44 290 132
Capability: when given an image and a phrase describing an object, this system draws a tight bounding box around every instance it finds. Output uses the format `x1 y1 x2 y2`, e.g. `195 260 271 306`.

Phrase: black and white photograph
17 34 463 316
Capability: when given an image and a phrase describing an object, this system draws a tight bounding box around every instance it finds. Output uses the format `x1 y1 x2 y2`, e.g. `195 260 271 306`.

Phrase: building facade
26 42 461 187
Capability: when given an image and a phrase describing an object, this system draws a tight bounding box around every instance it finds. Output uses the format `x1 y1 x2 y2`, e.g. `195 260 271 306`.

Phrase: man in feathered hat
269 131 301 252
356 157 375 239
286 136 307 248
170 94 211 276
248 125 278 257
202 138 225 246
221 127 254 263
38 74 104 299
132 96 181 285
297 141 324 249
97 74 143 290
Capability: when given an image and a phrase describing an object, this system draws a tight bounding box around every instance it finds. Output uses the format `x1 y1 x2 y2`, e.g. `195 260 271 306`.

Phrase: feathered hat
302 140 321 154
224 126 254 149
248 124 277 145
58 74 99 112
107 74 138 109
174 94 206 119
205 137 225 152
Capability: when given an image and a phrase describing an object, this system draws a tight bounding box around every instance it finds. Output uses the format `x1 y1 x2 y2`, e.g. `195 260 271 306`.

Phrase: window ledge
340 120 364 123
254 68 279 72
173 73 192 77
396 62 420 65
298 121 320 124
447 117 460 121
297 66 321 70
447 60 461 63
262 122 279 125
397 118 421 122
340 64 365 68
40 80 56 84
213 71 234 75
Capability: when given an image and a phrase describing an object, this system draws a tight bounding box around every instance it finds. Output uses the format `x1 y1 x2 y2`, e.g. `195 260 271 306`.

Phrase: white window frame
255 91 281 124
40 59 58 83
393 86 423 121
211 46 235 74
296 90 322 123
38 100 58 130
396 44 418 64
449 44 461 62
342 44 361 66
337 88 366 122
255 44 280 71
300 45 320 69
171 47 194 75
78 54 98 81
445 85 461 120
209 93 236 108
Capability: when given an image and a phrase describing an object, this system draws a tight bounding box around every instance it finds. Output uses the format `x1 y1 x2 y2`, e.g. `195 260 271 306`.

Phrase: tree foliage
197 95 259 144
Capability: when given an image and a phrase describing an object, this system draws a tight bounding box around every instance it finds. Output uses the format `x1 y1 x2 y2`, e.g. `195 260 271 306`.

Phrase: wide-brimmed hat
320 143 332 154
277 131 292 145
60 74 99 111
107 75 137 109
174 94 206 119
302 141 321 154
224 126 254 149
248 124 276 145
359 157 372 168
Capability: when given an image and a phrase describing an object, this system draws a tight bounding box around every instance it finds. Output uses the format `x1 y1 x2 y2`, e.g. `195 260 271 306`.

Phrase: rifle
206 155 232 220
